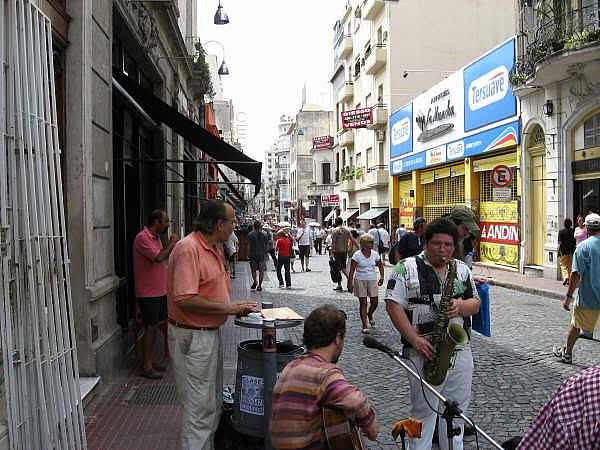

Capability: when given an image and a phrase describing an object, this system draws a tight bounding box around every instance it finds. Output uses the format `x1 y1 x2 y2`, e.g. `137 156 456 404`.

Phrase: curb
486 279 563 300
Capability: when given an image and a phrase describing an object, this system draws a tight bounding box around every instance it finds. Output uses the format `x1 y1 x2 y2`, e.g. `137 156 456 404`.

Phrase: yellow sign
479 201 520 269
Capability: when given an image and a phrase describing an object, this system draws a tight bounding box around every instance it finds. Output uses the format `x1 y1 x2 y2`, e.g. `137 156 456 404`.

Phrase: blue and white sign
389 103 413 158
464 38 517 132
390 151 426 175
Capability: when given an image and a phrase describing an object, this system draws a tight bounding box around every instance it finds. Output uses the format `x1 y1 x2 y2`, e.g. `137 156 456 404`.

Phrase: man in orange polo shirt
167 199 258 450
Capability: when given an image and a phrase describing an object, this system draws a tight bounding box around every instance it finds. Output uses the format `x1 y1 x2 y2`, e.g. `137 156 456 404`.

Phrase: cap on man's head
585 213 600 230
449 206 480 237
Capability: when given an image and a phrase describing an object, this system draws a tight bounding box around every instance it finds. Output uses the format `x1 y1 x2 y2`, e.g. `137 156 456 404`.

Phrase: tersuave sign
313 136 334 149
342 108 373 129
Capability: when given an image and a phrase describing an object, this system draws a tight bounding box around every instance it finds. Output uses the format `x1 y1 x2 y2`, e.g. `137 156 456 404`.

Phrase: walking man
314 226 324 255
331 217 352 291
248 220 267 291
385 219 480 450
167 200 258 449
133 209 179 379
377 223 391 264
553 213 600 363
296 219 312 272
396 218 427 260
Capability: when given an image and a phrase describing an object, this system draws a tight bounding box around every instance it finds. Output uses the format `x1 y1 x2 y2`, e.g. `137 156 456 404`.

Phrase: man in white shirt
296 220 313 272
377 223 391 264
396 224 407 242
368 222 381 250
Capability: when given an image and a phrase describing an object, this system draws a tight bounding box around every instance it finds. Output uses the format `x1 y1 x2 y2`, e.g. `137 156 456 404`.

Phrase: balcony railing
338 81 354 104
365 44 386 75
340 35 353 59
512 1 600 86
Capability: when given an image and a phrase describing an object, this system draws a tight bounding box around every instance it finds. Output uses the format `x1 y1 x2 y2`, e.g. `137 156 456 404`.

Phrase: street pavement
250 253 599 449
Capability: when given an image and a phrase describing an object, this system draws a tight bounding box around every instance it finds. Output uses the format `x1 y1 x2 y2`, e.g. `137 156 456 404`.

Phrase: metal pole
261 303 275 450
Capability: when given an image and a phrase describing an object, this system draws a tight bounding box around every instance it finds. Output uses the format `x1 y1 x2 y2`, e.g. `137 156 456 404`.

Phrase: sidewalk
472 263 565 300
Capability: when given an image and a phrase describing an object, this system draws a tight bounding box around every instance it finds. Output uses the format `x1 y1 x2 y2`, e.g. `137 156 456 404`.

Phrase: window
366 147 372 169
354 58 361 79
336 153 340 181
336 103 340 130
356 152 362 168
584 113 600 148
322 163 331 184
377 84 384 105
366 94 372 107
377 26 383 45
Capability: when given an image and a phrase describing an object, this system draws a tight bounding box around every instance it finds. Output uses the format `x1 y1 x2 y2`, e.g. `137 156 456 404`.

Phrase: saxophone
423 259 469 386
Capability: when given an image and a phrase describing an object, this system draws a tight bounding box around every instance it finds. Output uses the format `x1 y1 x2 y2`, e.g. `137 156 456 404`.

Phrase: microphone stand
363 338 503 450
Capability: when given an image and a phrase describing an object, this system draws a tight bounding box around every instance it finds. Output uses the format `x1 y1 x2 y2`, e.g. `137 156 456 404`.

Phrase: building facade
513 0 600 279
275 115 293 221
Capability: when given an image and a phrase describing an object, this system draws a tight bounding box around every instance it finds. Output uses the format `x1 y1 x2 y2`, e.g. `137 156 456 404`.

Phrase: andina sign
342 108 373 129
313 136 334 149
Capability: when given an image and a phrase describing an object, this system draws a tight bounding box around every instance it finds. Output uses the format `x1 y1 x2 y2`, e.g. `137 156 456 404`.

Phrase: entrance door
574 178 600 216
530 151 546 266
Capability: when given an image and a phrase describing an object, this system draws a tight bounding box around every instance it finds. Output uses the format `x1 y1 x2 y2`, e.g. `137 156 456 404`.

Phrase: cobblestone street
249 254 600 449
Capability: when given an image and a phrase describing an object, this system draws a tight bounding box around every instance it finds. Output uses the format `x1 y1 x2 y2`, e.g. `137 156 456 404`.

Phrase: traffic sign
490 165 512 188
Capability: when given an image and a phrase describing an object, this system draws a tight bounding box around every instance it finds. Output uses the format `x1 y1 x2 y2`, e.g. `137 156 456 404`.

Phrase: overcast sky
197 0 346 163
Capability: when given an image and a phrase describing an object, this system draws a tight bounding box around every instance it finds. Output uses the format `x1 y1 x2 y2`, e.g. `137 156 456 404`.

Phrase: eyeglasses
427 241 455 249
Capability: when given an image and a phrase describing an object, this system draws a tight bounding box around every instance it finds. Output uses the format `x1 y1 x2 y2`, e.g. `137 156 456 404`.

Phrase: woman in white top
347 233 385 334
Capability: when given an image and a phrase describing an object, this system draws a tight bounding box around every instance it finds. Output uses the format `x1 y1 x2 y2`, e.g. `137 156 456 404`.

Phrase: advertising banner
313 136 334 149
464 38 517 132
479 201 520 269
321 194 340 207
342 107 373 129
390 103 413 158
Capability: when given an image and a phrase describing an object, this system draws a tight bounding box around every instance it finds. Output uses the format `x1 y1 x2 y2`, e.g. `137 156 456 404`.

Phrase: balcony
340 35 353 59
362 0 384 21
365 165 389 187
307 183 337 196
367 105 388 130
338 82 354 103
365 44 386 75
338 128 354 146
339 178 355 192
512 1 600 90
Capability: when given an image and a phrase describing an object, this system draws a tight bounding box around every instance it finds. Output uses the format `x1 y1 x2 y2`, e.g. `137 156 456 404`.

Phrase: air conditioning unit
376 129 386 142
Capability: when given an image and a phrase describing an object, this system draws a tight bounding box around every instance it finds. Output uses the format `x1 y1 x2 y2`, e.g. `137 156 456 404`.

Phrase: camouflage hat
449 206 480 237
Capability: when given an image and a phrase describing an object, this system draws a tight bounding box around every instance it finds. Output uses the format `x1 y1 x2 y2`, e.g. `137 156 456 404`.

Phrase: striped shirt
270 353 376 449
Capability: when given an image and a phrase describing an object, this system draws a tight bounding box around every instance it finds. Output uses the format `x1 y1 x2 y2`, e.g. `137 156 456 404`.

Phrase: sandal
361 328 370 334
140 369 163 379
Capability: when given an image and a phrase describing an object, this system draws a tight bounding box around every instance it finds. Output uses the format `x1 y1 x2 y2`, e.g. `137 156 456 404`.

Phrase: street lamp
402 69 454 78
214 0 229 25
196 40 230 76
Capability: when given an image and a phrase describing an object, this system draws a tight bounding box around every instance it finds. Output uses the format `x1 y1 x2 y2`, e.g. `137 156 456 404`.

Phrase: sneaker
279 284 284 289
257 286 263 292
552 345 573 364
368 317 376 327
286 286 291 289
333 286 343 291
306 268 311 272
251 282 257 290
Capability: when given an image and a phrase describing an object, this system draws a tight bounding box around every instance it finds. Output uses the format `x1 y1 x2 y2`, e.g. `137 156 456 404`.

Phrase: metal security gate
0 1 87 448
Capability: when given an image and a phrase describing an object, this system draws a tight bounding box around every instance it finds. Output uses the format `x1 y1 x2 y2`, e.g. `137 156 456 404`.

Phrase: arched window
583 112 600 148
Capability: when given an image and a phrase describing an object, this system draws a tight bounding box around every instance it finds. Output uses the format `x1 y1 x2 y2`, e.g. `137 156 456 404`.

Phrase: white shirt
378 228 391 248
396 227 407 241
226 232 238 254
351 249 381 281
325 234 332 246
368 228 380 246
297 226 311 246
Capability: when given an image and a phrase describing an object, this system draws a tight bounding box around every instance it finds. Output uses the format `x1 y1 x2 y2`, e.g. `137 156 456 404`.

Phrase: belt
168 319 218 331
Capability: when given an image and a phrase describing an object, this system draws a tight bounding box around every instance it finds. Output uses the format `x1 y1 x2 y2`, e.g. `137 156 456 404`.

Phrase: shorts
571 305 600 332
298 245 310 258
353 279 379 298
250 259 267 272
333 252 347 269
138 296 167 325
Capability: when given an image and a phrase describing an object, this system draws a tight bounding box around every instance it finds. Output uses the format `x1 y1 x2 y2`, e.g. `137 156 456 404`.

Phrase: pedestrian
331 217 352 291
133 209 179 379
553 213 600 363
396 223 407 242
517 365 600 450
314 226 324 255
324 229 332 255
348 234 384 334
167 199 258 449
225 230 239 279
377 223 391 264
263 224 278 270
270 305 379 448
275 230 292 289
558 218 576 286
296 219 312 272
395 218 427 261
384 218 480 450
445 206 480 268
574 214 587 246
248 220 267 291
368 221 381 252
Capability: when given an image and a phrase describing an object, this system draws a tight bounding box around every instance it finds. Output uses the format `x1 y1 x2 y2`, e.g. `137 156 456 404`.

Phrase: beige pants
169 324 223 450
559 254 573 282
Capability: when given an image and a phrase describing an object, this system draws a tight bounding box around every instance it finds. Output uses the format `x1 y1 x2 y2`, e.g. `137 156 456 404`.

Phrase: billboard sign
321 194 340 206
342 107 373 129
313 136 334 149
389 103 413 158
464 38 517 132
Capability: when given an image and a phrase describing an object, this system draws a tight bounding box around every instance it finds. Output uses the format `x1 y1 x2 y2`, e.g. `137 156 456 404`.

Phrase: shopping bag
472 283 491 337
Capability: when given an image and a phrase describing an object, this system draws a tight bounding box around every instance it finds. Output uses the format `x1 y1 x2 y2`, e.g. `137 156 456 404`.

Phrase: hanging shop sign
390 103 413 158
321 194 340 207
479 201 520 269
313 136 334 149
464 38 517 132
491 165 513 187
342 107 373 129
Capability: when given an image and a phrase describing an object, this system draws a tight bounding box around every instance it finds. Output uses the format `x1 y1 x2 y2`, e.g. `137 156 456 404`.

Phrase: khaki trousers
169 324 223 450
559 254 573 282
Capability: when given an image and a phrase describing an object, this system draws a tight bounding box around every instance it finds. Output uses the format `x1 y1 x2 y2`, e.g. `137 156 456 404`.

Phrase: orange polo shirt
167 232 230 328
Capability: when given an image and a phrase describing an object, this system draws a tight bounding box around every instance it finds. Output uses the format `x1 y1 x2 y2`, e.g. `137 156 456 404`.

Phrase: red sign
321 194 340 206
342 108 373 129
480 221 520 245
313 136 334 149
491 165 513 188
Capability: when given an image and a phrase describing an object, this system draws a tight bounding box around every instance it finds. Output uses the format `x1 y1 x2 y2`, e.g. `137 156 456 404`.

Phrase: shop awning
324 209 336 222
113 70 262 193
356 207 388 220
340 208 359 221
473 152 518 172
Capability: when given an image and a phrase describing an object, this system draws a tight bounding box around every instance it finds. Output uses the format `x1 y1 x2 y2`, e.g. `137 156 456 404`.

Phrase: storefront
389 37 520 269
571 110 600 216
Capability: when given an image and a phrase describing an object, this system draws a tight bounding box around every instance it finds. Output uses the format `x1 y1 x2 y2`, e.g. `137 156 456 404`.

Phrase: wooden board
261 307 304 321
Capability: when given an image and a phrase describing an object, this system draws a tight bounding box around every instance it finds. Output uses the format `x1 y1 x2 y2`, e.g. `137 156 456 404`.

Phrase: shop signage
480 221 519 245
321 194 340 206
491 165 513 187
492 187 512 202
464 38 517 132
342 107 373 129
390 103 413 158
426 145 446 166
479 201 520 268
313 136 334 149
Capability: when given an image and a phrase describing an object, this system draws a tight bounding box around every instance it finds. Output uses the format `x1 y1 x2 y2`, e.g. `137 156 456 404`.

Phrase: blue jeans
276 256 291 287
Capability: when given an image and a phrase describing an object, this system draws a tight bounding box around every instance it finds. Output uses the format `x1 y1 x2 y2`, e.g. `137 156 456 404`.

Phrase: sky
197 0 346 163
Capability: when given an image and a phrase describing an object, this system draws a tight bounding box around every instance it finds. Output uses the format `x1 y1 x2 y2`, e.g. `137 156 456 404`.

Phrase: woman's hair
359 233 374 247
564 218 573 228
303 305 346 350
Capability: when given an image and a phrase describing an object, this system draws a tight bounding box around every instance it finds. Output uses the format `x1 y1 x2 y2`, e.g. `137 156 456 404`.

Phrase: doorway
529 127 546 267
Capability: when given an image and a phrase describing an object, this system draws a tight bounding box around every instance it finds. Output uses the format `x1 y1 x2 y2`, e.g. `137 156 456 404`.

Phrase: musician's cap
449 206 480 237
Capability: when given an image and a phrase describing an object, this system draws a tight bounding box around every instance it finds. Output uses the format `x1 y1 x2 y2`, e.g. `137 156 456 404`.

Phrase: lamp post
198 40 230 76
402 69 454 78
